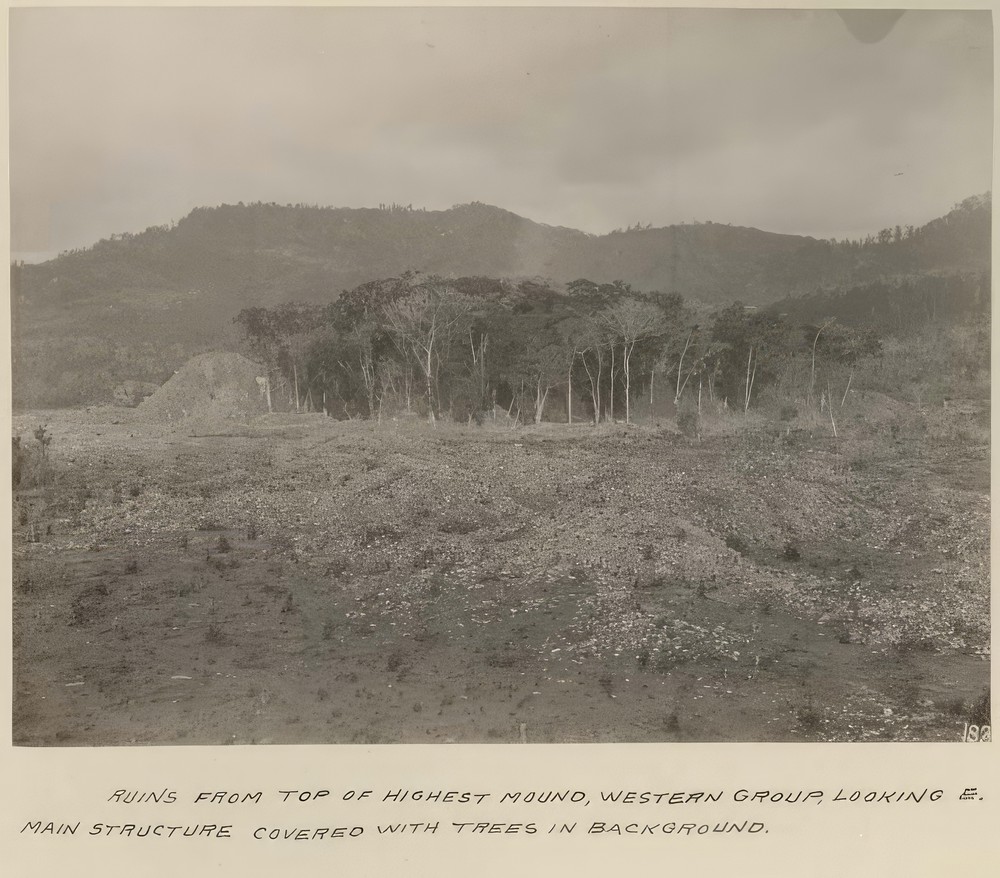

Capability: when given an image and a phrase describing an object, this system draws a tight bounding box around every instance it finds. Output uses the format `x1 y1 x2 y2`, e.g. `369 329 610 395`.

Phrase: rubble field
11 407 990 744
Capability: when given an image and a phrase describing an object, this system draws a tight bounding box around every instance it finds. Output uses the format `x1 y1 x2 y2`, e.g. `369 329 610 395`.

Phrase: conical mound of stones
137 352 269 425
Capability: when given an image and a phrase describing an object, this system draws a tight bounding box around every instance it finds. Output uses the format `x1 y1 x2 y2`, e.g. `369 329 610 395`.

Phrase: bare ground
11 407 990 745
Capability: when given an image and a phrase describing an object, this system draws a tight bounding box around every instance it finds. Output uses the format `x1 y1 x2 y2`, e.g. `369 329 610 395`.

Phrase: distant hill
10 194 990 409
769 272 991 333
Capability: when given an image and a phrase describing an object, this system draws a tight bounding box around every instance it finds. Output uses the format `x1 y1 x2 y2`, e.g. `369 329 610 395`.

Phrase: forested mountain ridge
10 194 990 409
14 193 990 310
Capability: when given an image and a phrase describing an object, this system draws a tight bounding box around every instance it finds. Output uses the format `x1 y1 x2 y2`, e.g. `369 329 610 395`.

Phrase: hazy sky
9 7 993 261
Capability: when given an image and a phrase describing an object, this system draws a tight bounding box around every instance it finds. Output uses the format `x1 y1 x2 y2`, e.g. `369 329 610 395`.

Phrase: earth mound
137 352 269 424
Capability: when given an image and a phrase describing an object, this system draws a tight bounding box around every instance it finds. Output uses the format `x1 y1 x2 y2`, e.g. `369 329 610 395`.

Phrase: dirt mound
137 352 268 425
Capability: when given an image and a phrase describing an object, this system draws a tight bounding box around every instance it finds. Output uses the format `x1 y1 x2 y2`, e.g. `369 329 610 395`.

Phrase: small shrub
725 533 748 556
205 624 226 645
216 535 232 554
968 688 991 727
438 516 480 535
33 425 52 458
782 541 801 561
12 437 23 487
360 455 382 473
124 559 139 575
655 650 680 672
849 455 872 472
411 547 438 570
677 406 700 439
326 555 350 577
360 524 401 545
797 700 823 733
15 434 54 489
387 651 405 672
779 404 798 422
486 650 517 669
129 484 143 498
897 635 938 654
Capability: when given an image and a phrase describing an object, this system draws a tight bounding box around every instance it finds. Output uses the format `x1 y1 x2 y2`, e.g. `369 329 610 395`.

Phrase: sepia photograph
9 6 992 747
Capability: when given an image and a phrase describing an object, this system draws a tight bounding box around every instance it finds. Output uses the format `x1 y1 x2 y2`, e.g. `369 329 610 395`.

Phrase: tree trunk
424 348 435 424
607 345 615 424
293 362 300 413
828 381 838 438
581 352 599 426
592 351 603 425
567 362 573 424
534 381 550 424
744 348 757 414
624 343 632 425
810 322 830 406
675 329 693 403
840 369 854 407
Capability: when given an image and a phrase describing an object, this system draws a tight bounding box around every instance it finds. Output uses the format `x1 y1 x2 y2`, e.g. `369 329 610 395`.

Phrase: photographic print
9 6 991 746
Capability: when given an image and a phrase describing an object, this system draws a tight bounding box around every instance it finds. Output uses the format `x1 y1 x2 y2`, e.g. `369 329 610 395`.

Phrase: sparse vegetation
968 688 991 727
8 195 990 746
205 624 226 645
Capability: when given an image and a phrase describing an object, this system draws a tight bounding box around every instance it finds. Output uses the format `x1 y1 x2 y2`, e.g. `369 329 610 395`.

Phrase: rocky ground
11 403 991 745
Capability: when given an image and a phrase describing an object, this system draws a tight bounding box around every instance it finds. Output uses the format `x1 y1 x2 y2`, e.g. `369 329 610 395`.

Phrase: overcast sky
9 7 993 262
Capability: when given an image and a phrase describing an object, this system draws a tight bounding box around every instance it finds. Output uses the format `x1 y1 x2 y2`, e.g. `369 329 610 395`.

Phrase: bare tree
809 318 836 406
602 298 665 424
381 284 472 424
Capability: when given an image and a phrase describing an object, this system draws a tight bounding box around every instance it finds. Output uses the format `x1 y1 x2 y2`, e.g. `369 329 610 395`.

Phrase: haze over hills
10 193 990 409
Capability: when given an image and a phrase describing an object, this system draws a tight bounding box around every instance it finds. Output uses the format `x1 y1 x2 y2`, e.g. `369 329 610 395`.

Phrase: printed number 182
962 724 991 742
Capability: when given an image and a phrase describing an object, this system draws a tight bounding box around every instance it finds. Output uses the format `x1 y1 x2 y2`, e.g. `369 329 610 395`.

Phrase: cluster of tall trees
234 273 884 425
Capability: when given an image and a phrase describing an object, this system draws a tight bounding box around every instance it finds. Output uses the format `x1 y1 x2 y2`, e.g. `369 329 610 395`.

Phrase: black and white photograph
9 6 992 747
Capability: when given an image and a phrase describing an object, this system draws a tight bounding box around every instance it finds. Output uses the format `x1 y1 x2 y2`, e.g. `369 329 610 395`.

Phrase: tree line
234 273 884 425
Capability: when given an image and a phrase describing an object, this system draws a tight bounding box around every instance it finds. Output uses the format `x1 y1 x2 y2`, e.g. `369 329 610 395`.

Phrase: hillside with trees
10 194 990 409
228 265 986 438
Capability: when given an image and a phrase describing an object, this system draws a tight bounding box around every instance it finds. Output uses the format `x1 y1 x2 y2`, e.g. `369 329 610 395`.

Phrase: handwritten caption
18 784 980 843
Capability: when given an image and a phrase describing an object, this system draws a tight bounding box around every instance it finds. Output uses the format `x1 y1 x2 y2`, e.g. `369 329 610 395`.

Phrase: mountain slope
10 195 990 408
